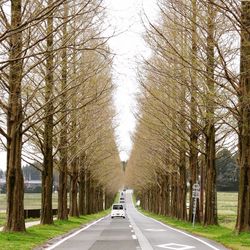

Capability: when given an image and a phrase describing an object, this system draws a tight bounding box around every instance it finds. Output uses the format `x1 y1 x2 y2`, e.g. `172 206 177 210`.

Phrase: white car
111 204 125 219
119 197 125 202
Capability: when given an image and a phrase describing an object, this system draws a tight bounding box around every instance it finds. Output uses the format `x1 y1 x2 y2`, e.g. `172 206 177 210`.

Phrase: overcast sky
0 0 158 170
105 0 158 161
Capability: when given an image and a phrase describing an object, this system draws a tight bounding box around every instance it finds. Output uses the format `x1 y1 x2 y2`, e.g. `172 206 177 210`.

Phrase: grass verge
139 209 250 250
0 210 109 250
0 213 5 226
0 214 60 227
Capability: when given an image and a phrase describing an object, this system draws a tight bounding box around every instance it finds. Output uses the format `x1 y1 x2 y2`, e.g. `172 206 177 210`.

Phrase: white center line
128 213 154 250
132 234 137 240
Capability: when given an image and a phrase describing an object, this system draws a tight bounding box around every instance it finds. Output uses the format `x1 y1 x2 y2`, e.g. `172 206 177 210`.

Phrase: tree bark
85 170 91 213
69 158 79 217
41 0 54 224
58 1 69 221
5 0 25 232
165 174 170 216
171 172 178 218
204 0 218 226
178 58 187 220
79 168 86 215
236 0 250 233
178 159 187 220
189 0 199 222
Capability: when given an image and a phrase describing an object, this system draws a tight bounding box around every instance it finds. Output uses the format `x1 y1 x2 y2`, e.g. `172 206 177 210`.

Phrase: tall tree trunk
5 0 25 232
171 172 178 218
178 158 187 220
58 1 69 221
79 167 86 215
236 0 250 233
161 178 166 215
89 177 95 213
165 174 170 216
41 0 54 224
199 138 206 221
178 49 187 220
85 170 91 213
69 19 79 217
69 158 79 217
189 0 199 223
69 97 79 217
102 187 106 210
204 0 217 226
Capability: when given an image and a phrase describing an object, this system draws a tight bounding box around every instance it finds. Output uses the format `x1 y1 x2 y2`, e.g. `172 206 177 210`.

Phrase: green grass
217 192 238 229
0 210 110 250
0 213 5 226
0 214 45 227
187 192 238 230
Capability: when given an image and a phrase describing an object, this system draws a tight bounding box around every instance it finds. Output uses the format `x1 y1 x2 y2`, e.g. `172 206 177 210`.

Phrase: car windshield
112 205 123 210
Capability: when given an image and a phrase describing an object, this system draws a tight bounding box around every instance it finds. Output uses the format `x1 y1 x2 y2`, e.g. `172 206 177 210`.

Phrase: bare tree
5 0 25 232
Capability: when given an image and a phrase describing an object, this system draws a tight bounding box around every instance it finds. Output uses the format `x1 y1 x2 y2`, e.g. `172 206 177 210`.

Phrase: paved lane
47 212 140 250
88 218 140 250
46 190 228 250
126 190 229 250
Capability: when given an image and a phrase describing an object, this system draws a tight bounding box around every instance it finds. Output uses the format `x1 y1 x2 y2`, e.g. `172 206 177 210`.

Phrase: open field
187 191 237 229
0 192 238 228
0 193 61 226
0 193 60 211
217 192 238 229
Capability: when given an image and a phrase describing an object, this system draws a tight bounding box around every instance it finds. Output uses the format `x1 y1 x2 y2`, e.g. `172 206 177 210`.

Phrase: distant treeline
216 149 239 192
0 164 59 193
0 154 239 193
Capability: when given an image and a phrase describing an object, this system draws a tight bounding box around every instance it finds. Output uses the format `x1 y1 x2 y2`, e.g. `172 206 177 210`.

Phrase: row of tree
126 0 250 233
0 0 122 232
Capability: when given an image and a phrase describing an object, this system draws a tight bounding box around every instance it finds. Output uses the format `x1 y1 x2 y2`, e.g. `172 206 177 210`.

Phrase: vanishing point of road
43 190 229 250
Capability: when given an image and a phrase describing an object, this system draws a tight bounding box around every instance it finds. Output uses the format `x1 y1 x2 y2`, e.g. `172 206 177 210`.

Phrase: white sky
0 0 158 170
105 0 158 161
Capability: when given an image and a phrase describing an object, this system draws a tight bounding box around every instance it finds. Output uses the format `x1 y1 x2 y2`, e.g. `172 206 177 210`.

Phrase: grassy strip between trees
139 208 250 250
0 214 44 227
0 213 5 227
0 210 110 250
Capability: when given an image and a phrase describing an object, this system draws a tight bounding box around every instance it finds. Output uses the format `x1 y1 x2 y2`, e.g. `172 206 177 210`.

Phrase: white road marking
131 229 135 233
128 213 154 250
145 229 166 232
137 211 221 250
132 234 137 240
45 215 109 250
156 243 195 249
129 224 132 228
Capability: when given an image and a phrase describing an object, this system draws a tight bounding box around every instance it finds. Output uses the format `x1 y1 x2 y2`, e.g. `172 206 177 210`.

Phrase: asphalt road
46 190 229 250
